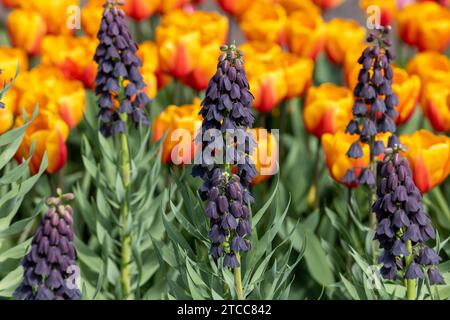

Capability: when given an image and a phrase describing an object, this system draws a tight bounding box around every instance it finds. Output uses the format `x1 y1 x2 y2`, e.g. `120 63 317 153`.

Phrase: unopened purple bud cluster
343 26 399 187
14 192 82 300
94 0 150 137
204 169 252 268
192 44 257 268
373 152 444 285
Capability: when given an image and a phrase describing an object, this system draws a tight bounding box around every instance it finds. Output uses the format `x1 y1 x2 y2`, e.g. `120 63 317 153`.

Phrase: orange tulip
14 110 69 174
1 0 21 7
325 19 366 65
240 42 287 113
28 0 79 35
250 128 279 184
40 35 97 89
286 9 325 59
153 98 202 164
406 52 450 104
13 66 86 129
391 67 421 125
397 2 450 52
81 0 104 38
137 41 159 99
156 10 227 88
360 0 397 26
217 0 253 16
343 42 366 89
123 0 159 21
313 0 345 10
240 2 287 45
282 53 314 99
0 88 18 134
279 0 321 14
0 47 28 85
400 130 450 193
157 0 189 13
7 10 47 56
321 131 370 188
303 84 353 138
422 82 450 132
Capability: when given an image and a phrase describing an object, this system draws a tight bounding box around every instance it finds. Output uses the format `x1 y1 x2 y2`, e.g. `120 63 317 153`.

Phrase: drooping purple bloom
94 0 150 137
14 191 81 300
373 150 443 284
344 26 398 187
192 44 257 268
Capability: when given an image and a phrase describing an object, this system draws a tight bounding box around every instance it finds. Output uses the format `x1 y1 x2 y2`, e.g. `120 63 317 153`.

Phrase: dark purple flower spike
94 0 150 137
14 190 81 300
192 44 257 269
373 146 444 293
344 26 398 187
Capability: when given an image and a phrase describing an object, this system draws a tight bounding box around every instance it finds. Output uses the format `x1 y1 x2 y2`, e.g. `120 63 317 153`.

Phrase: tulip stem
119 114 132 299
405 240 416 300
233 252 244 300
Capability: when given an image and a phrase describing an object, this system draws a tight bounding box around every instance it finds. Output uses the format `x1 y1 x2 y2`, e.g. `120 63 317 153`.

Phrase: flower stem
119 113 132 299
307 139 321 209
233 252 244 300
369 136 378 263
405 239 416 300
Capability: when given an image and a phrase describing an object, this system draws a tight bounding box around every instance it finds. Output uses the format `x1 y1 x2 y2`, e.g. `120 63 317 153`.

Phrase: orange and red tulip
325 18 366 65
0 88 18 134
7 10 47 56
153 98 202 164
156 10 227 87
422 82 450 132
321 131 370 188
12 66 86 129
123 0 159 21
282 53 314 99
286 9 325 59
240 42 287 113
250 128 279 184
391 67 421 125
240 2 287 45
303 84 353 138
360 0 397 26
217 0 253 17
406 52 450 104
313 0 345 10
0 47 28 85
81 0 104 37
397 2 450 52
400 130 450 193
14 110 69 174
40 35 97 89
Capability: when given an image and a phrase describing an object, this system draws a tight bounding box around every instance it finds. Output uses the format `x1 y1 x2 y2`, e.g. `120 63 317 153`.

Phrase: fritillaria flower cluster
344 26 399 187
373 148 444 285
94 0 150 137
192 44 257 268
14 191 81 300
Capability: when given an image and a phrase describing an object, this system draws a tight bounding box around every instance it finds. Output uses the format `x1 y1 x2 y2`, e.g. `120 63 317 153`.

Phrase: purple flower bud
361 119 377 136
345 120 360 135
347 142 363 159
359 168 375 186
206 201 219 219
405 262 424 279
428 268 445 285
224 253 240 268
403 224 422 242
418 247 441 265
392 209 410 228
